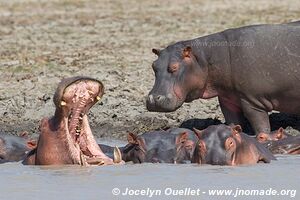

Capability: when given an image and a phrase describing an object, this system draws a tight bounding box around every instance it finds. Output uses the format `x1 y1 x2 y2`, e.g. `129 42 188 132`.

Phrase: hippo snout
146 93 179 112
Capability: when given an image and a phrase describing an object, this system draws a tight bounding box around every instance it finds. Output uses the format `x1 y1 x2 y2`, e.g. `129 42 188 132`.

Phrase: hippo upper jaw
55 77 118 166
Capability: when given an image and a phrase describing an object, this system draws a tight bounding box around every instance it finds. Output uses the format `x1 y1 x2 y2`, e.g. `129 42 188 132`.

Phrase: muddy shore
1 0 300 140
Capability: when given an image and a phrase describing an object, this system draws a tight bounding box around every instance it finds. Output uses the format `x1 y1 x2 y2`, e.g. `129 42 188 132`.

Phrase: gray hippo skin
146 21 300 135
191 124 276 165
0 133 36 163
122 128 196 164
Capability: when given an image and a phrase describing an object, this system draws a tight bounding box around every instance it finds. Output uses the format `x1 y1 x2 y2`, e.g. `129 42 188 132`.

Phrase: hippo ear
182 46 192 58
127 132 138 144
193 128 203 139
27 140 37 150
231 125 242 143
152 48 161 56
176 132 188 145
232 125 242 134
256 132 269 143
276 127 284 139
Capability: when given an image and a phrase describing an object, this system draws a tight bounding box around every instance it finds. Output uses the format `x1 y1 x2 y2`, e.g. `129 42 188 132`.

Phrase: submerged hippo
264 136 300 154
0 133 36 163
23 76 122 165
165 128 198 163
256 127 292 143
146 21 300 135
122 128 196 164
191 124 276 165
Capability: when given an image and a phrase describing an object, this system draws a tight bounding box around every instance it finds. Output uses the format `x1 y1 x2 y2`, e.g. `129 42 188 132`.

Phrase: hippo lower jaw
59 78 119 166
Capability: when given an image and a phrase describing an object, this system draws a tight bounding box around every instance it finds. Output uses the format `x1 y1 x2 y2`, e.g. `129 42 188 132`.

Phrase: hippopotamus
256 127 293 143
264 136 300 154
191 124 276 165
122 128 196 164
0 132 36 163
146 21 300 135
165 128 198 163
23 76 122 165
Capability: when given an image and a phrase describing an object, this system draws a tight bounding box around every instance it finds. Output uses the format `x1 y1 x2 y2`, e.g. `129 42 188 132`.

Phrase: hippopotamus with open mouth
191 124 276 165
23 76 122 165
146 21 300 135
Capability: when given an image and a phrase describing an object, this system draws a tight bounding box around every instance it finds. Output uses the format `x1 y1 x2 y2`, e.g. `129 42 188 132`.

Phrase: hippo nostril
155 95 165 102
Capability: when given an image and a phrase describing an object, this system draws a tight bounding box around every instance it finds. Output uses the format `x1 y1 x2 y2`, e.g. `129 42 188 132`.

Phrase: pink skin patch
220 96 242 113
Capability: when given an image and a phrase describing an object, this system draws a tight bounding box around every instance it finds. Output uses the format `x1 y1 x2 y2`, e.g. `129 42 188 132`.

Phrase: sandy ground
0 0 300 140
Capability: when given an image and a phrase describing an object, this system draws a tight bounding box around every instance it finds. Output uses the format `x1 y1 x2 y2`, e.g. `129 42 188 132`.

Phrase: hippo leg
218 96 247 127
241 99 270 135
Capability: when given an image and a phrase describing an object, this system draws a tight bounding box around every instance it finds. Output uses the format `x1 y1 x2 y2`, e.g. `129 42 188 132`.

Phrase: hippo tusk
79 149 87 166
61 101 67 106
113 146 122 163
96 96 101 101
88 90 95 95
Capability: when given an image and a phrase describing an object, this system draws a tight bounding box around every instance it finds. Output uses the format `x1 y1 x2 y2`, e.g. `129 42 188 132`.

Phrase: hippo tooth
96 96 101 101
61 101 67 106
88 90 95 95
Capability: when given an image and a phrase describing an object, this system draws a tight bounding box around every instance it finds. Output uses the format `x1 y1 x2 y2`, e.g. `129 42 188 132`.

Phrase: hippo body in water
122 128 197 164
257 128 300 154
0 133 36 163
146 21 300 135
191 124 276 165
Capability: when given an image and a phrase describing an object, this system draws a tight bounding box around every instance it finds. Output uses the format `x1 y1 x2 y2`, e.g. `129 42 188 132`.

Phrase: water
0 140 299 200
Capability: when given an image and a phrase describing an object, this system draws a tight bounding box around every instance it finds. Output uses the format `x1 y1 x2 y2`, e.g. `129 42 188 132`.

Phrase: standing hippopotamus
0 133 36 163
122 128 196 164
146 21 300 135
23 76 122 165
191 124 276 165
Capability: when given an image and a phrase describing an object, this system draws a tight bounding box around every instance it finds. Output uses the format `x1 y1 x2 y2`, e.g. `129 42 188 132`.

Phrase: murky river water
0 139 299 200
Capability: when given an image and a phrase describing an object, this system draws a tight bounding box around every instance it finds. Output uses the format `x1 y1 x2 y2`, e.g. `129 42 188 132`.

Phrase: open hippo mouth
54 76 121 166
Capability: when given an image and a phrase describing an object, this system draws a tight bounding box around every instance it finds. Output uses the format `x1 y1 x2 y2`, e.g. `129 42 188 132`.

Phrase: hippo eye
168 63 179 73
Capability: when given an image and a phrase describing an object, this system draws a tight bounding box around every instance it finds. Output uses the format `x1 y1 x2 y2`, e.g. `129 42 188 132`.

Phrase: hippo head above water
122 130 194 164
192 125 240 165
192 124 275 166
146 44 211 112
256 127 291 143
